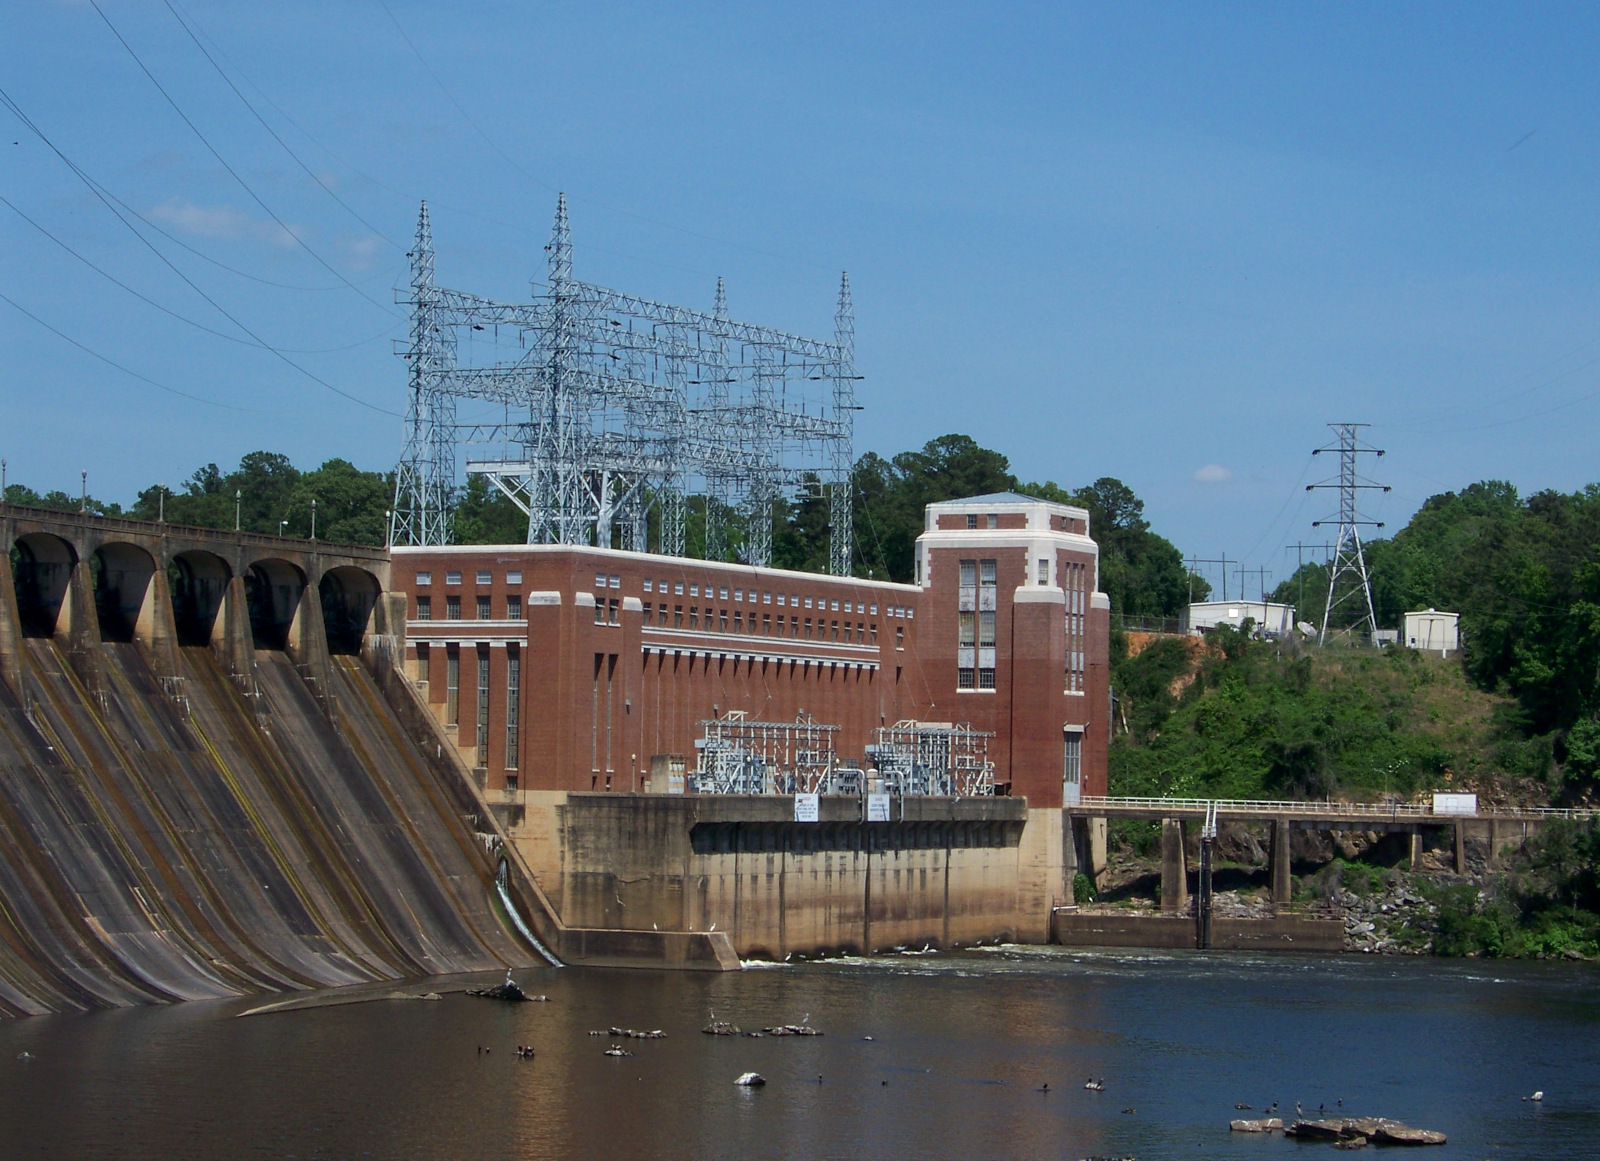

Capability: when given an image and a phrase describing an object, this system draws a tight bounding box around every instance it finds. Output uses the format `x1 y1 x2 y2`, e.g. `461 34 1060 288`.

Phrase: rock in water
1371 1124 1447 1145
734 1072 766 1087
1230 1118 1283 1132
467 979 529 1002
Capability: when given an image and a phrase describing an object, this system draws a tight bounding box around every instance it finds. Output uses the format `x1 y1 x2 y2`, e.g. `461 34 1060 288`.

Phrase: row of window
415 595 524 621
418 642 520 781
958 559 998 690
596 573 915 619
415 570 523 587
639 602 890 646
1064 559 1089 693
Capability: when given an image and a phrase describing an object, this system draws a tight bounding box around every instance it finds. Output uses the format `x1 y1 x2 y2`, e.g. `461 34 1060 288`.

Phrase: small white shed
1404 608 1459 656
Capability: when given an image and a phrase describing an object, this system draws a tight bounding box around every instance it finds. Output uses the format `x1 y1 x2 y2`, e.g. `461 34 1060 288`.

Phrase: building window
870 623 878 644
804 617 812 638
446 595 461 621
987 514 998 529
608 598 619 625
507 595 523 621
675 605 684 628
609 575 620 589
719 609 729 632
416 571 432 586
505 646 520 772
644 579 654 592
475 647 490 767
896 625 904 649
416 596 432 620
967 514 978 530
507 571 522 585
476 571 492 585
446 571 461 585
1038 559 1049 585
446 646 460 727
476 595 491 620
763 613 771 636
594 599 605 624
415 642 429 682
831 619 839 641
1063 730 1082 803
595 574 607 588
690 607 699 630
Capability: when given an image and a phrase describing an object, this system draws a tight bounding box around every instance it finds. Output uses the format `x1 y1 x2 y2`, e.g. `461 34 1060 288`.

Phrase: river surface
0 947 1594 1160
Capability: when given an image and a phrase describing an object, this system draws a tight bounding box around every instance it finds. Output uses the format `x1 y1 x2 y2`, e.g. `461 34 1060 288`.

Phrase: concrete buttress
1160 818 1188 914
1271 818 1293 905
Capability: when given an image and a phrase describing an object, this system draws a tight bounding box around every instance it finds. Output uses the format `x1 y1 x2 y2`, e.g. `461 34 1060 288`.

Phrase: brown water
0 947 1594 1160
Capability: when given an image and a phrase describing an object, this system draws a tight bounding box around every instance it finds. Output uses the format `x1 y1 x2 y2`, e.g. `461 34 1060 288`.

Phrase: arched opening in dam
92 542 156 644
10 532 77 638
169 551 231 647
319 566 381 655
245 558 304 651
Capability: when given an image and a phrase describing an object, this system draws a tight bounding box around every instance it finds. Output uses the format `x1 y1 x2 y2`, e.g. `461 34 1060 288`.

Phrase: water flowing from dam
0 636 537 1015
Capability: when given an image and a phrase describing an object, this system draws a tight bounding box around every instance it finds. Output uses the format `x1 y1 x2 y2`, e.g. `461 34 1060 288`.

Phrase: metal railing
1075 795 1600 822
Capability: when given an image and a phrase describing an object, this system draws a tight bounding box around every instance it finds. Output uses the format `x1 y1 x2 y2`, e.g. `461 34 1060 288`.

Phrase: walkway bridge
1066 795 1597 916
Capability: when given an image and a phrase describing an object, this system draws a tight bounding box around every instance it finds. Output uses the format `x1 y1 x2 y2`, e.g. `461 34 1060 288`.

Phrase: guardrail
1075 795 1600 822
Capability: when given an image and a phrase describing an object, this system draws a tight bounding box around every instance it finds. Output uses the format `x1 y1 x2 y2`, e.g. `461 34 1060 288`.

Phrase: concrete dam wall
0 579 540 1015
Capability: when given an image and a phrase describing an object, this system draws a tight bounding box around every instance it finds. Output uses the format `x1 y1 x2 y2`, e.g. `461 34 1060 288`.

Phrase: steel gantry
389 197 858 572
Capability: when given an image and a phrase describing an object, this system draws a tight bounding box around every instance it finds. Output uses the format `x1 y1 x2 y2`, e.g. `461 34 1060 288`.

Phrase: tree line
3 434 1200 618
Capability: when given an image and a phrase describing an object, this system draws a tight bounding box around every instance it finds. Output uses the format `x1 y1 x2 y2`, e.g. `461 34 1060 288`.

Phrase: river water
0 947 1594 1160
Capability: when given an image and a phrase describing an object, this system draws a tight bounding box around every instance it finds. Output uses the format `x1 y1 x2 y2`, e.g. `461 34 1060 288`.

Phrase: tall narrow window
505 646 520 773
415 642 429 683
416 596 431 620
446 646 460 727
475 647 490 767
1063 729 1083 805
978 559 998 689
591 653 603 771
506 594 522 621
446 595 461 621
476 595 491 620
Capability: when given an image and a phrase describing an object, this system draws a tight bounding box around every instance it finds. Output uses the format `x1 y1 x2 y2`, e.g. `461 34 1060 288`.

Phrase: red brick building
393 491 1108 809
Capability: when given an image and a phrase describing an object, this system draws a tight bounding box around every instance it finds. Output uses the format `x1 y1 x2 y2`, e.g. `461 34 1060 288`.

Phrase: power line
161 0 402 252
0 194 399 355
88 1 400 319
1 86 399 416
0 289 256 412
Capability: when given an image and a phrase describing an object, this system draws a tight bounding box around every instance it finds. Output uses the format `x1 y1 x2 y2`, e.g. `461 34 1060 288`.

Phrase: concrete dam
0 505 556 1016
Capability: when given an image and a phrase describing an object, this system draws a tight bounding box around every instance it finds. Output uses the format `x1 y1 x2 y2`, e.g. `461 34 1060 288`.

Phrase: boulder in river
734 1072 766 1087
1230 1118 1283 1132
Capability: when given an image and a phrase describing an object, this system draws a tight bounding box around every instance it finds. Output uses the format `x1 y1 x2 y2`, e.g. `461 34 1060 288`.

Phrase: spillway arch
319 566 381 655
10 532 77 638
169 550 232 647
92 541 158 644
245 558 305 652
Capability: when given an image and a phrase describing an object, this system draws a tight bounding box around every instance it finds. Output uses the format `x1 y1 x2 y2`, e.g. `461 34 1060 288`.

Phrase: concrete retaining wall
509 792 1054 959
1052 910 1344 952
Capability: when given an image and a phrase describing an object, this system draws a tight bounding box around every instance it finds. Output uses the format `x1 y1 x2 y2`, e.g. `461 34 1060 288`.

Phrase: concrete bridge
1068 794 1598 915
0 502 398 704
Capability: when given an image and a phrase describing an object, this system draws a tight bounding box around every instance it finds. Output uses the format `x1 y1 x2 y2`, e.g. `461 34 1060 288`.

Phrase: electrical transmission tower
1305 423 1390 644
388 197 858 574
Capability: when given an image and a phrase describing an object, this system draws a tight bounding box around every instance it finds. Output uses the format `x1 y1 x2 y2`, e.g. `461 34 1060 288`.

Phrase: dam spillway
0 622 538 1016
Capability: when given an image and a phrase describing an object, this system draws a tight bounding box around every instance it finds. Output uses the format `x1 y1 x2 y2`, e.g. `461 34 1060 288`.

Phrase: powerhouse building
393 492 1110 809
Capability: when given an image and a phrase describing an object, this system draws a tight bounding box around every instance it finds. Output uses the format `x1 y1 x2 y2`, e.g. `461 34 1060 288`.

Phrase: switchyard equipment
866 721 996 797
692 711 841 794
390 198 858 573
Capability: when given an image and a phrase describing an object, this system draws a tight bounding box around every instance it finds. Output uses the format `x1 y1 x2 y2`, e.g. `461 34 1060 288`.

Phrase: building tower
1306 422 1390 644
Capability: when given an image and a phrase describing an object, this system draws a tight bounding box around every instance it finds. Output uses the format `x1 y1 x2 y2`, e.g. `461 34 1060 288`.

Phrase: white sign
1432 792 1478 817
866 794 891 823
794 793 820 823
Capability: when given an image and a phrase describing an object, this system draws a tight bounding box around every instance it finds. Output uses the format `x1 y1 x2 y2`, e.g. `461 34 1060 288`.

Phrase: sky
5 2 1600 598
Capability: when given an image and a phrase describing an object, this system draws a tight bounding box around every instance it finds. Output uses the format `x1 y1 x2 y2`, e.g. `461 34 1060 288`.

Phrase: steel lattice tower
390 197 856 571
390 202 456 547
1306 423 1390 644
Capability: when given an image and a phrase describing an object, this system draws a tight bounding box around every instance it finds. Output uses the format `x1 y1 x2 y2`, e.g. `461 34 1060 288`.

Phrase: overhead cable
0 289 256 412
89 1 400 319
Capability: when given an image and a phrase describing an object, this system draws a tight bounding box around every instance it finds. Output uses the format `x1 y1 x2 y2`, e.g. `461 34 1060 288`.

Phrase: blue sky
5 2 1600 595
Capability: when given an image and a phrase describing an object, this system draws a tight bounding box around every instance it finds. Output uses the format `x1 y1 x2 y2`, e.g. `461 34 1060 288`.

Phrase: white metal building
1404 608 1459 656
1182 600 1296 637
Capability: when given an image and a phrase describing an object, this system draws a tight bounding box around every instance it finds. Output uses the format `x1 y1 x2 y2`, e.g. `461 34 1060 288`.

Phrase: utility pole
1285 541 1333 622
1307 424 1390 644
1187 554 1232 602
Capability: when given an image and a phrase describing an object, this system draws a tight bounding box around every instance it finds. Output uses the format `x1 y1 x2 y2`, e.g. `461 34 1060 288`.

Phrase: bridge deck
1071 795 1596 826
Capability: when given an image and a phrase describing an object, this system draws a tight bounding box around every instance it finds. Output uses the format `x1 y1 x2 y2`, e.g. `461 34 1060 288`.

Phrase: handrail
1075 795 1600 822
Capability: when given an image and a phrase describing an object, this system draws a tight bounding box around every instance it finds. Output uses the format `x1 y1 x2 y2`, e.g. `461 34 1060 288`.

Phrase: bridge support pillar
135 565 181 682
60 557 104 692
0 549 26 699
1089 816 1107 889
288 584 334 712
1408 829 1423 871
213 575 255 687
1062 811 1081 904
1270 818 1292 905
1453 821 1466 873
1160 818 1188 914
1489 819 1505 867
